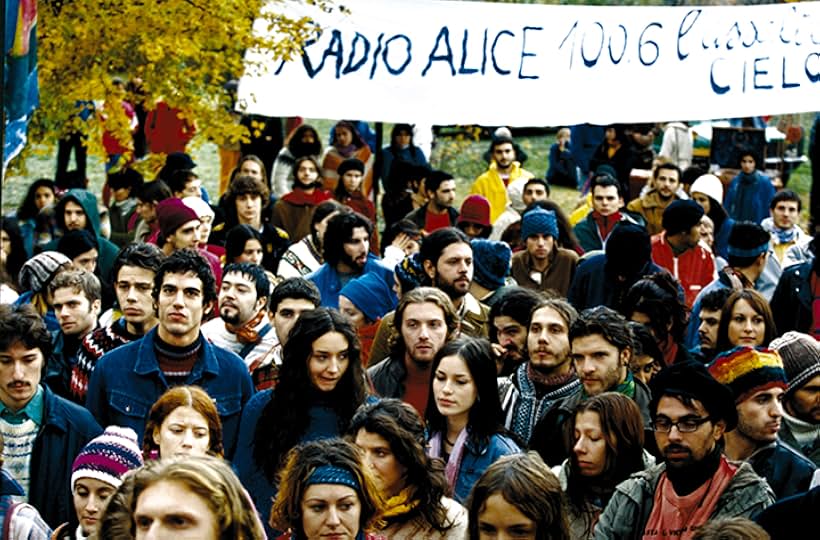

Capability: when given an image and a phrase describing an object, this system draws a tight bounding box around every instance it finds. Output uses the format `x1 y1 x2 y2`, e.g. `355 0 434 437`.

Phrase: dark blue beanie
521 206 559 240
471 239 511 290
339 272 397 322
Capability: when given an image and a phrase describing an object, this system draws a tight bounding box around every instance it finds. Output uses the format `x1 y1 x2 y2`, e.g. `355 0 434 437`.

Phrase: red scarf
226 310 266 344
282 188 332 206
592 210 622 242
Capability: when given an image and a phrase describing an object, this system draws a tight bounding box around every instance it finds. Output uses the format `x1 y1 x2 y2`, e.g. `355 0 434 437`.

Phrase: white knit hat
690 174 724 204
71 426 143 490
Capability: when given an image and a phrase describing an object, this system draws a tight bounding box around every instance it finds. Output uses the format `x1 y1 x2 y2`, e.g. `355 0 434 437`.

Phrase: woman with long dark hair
233 307 371 533
554 392 650 539
381 124 429 186
15 178 57 257
321 121 375 197
425 337 521 503
349 399 468 539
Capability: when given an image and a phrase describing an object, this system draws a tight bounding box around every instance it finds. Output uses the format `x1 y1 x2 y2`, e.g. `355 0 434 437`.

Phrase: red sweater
650 232 716 307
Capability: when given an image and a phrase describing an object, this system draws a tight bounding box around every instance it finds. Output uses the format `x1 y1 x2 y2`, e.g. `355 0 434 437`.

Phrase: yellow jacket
470 162 533 223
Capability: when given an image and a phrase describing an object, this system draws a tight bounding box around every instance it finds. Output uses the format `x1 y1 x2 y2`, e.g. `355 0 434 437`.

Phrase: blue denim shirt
452 433 521 503
85 327 255 459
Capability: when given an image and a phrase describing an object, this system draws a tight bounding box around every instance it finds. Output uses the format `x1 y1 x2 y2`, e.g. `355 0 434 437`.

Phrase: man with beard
73 243 165 404
272 124 323 197
86 249 254 459
691 288 732 363
404 169 459 233
771 332 820 466
420 227 490 338
595 361 774 539
510 206 578 297
367 287 458 414
307 211 393 309
489 287 543 375
530 306 652 465
707 347 816 500
497 298 581 446
470 133 534 224
201 264 276 379
627 163 683 236
651 199 716 307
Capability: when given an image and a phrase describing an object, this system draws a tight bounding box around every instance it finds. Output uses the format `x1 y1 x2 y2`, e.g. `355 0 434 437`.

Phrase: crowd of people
0 115 819 540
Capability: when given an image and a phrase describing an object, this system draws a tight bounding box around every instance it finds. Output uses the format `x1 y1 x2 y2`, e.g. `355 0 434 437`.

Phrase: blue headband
305 465 360 491
727 241 769 259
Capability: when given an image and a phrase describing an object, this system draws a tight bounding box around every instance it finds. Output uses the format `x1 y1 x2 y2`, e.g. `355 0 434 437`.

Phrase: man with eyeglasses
708 347 816 500
595 361 774 540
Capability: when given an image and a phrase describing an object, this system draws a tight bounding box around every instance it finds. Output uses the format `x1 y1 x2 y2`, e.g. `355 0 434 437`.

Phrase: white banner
238 0 820 126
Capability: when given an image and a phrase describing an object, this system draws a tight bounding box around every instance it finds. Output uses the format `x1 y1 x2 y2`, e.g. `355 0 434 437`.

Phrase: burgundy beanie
458 195 491 227
157 198 199 240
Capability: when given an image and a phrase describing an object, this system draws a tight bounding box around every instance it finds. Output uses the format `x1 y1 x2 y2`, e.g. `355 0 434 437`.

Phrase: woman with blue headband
270 438 384 540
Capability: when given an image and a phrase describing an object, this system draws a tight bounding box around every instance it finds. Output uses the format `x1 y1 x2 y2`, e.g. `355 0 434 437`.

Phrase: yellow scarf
375 487 419 529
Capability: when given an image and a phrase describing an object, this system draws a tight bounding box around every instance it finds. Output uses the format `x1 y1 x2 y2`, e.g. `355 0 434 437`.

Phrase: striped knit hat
71 426 143 490
707 346 788 404
17 251 72 294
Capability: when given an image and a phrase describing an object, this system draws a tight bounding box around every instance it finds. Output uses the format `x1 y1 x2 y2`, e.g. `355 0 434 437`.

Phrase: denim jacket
85 327 254 459
451 433 521 503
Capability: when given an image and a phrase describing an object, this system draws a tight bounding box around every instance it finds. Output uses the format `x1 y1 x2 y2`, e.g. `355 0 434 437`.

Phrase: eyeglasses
652 416 712 433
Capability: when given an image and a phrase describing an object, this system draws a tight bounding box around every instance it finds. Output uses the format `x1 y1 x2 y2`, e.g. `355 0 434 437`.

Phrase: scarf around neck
428 428 469 491
226 309 266 344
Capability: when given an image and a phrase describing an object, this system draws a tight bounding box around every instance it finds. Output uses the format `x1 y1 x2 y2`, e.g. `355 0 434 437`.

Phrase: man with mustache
595 361 774 540
497 297 581 446
367 287 458 415
771 332 820 466
202 263 276 380
73 243 165 405
421 227 490 338
530 306 652 466
0 304 101 528
707 346 816 500
308 211 393 309
86 249 254 460
489 287 542 376
626 163 683 236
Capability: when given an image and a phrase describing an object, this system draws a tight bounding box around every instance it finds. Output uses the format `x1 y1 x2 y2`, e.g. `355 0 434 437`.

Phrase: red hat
458 195 491 227
157 198 199 240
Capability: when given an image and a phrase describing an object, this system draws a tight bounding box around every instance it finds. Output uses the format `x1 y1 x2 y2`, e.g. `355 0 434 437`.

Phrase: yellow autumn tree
16 0 327 174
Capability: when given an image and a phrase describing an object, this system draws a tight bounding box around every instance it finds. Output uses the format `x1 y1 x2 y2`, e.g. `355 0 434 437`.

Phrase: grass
3 115 815 231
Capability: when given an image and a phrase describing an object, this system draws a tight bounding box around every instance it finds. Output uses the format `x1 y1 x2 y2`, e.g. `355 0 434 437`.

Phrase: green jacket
47 189 120 281
593 460 774 540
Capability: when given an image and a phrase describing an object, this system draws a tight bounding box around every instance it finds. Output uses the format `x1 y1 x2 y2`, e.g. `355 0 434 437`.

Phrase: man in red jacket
651 199 716 307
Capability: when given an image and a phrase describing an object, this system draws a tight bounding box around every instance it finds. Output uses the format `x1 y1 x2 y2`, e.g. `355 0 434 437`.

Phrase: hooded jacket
47 189 119 281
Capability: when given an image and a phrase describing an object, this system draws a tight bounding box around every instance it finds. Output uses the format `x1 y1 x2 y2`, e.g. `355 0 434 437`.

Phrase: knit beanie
521 206 559 241
770 331 820 398
157 198 200 240
395 252 427 294
707 346 788 404
18 251 72 294
182 196 215 220
650 360 738 430
57 229 98 260
337 158 365 177
471 239 511 290
662 199 704 236
727 221 770 260
690 174 724 204
71 426 143 490
458 195 491 227
339 272 397 323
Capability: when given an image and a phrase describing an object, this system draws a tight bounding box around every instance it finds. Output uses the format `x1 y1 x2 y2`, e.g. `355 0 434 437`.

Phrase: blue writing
639 23 662 66
519 26 542 79
806 52 820 82
677 9 702 60
481 29 489 75
491 30 514 75
710 58 730 94
608 25 627 64
581 22 604 67
369 33 385 79
753 57 773 89
382 34 412 75
343 32 371 74
459 29 479 74
423 27 455 77
559 21 579 69
781 56 799 88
